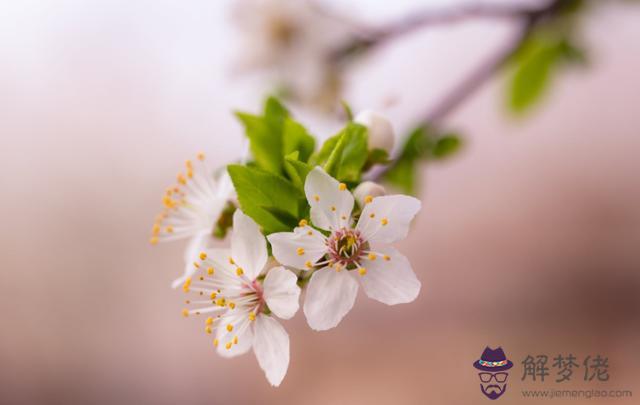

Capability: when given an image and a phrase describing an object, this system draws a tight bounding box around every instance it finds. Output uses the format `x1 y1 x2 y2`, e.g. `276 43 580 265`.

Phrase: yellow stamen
313 194 320 202
210 292 217 300
199 252 207 260
368 253 377 260
193 262 200 269
381 218 388 226
149 236 158 245
225 342 232 350
383 255 391 261
298 219 308 227
364 195 373 204
296 247 305 256
369 213 375 219
228 257 235 265
197 152 206 161
165 226 173 233
236 267 244 276
249 312 256 321
182 277 192 292
339 183 347 191
205 326 212 334
331 206 336 212
226 324 233 332
305 261 313 269
358 267 367 276
205 317 213 326
233 336 238 345
181 309 189 318
152 223 160 235
213 339 219 347
207 267 215 275
216 298 226 307
228 302 236 309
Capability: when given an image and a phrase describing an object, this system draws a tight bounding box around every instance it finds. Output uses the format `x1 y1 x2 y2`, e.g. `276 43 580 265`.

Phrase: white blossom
181 210 300 387
150 153 235 288
354 110 395 152
267 167 421 331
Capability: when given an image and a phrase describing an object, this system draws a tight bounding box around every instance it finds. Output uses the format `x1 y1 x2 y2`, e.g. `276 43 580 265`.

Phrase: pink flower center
326 228 367 268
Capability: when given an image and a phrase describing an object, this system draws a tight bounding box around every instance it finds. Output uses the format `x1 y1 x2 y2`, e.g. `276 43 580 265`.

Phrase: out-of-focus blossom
354 110 395 152
149 153 235 288
182 210 300 387
232 0 352 110
268 167 421 331
353 181 386 207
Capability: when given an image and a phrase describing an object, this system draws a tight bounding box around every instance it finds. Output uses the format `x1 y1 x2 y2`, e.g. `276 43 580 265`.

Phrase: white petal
304 167 354 231
267 226 327 270
356 195 421 244
253 315 290 387
216 311 254 358
303 267 359 331
231 210 267 280
172 231 212 288
358 245 421 305
263 267 301 320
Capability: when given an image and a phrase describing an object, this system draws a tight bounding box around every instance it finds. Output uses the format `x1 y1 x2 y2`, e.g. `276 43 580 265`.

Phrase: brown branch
367 0 565 181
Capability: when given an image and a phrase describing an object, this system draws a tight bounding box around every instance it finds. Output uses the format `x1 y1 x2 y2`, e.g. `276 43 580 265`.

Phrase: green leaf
507 35 565 113
432 134 462 159
260 206 299 230
235 112 283 174
283 152 313 189
227 164 304 234
323 123 368 182
340 100 354 121
384 158 418 195
309 133 341 167
283 118 315 162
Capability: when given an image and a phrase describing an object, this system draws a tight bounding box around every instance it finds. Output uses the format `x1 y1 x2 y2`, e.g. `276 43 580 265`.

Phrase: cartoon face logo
473 347 513 400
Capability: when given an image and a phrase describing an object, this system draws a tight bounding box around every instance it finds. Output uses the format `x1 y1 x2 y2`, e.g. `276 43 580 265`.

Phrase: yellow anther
187 168 194 179
199 252 207 260
341 215 347 220
210 291 217 300
205 326 212 334
177 173 187 185
358 267 367 276
331 206 336 212
381 218 389 226
226 324 233 332
249 312 256 321
181 309 189 318
216 298 226 307
369 213 375 218
228 302 236 309
307 231 313 236
236 267 244 276
313 194 320 202
152 223 160 235
368 253 377 260
205 317 213 326
364 195 373 204
213 339 219 347
182 277 192 292
228 257 235 265
198 276 204 281
233 336 238 345
334 263 342 272
149 236 159 245
207 267 215 275
225 342 232 350
193 262 200 269
298 219 308 227
165 225 173 233
339 183 347 191
383 255 391 261
305 261 313 269
185 159 193 169
296 247 305 256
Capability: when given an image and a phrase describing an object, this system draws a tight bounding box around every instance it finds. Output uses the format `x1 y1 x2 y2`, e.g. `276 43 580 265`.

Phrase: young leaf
227 164 304 234
283 152 313 189
323 123 368 182
283 118 315 162
432 134 462 159
235 112 283 174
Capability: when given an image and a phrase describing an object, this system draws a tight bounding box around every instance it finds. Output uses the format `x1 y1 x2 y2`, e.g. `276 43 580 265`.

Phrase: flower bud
353 181 386 207
354 110 395 152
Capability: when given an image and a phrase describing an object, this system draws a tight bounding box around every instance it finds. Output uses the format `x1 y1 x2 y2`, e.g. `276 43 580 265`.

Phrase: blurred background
1 0 639 404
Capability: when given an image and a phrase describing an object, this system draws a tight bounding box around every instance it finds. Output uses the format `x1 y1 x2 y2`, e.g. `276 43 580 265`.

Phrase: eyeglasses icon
479 372 508 383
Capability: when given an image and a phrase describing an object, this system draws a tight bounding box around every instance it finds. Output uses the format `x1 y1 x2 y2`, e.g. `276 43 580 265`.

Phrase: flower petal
253 315 290 387
304 167 354 231
172 231 211 288
215 311 254 358
267 226 327 270
231 210 267 280
263 267 301 320
303 267 359 331
356 195 421 244
358 245 421 305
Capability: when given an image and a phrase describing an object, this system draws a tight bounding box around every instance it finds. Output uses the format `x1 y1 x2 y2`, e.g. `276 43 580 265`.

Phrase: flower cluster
151 98 423 386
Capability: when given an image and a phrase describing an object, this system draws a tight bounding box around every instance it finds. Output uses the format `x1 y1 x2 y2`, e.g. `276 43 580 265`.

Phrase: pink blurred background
1 1 639 404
